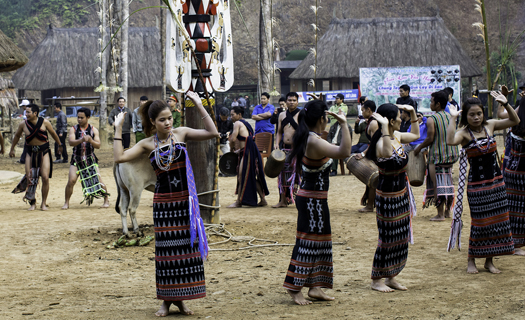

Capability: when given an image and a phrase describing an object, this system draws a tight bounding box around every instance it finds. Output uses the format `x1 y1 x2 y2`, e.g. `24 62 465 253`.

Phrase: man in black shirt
54 102 68 163
217 107 233 155
396 84 418 113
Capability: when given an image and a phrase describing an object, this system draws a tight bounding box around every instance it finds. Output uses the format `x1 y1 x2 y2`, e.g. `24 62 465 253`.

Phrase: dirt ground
1 134 524 320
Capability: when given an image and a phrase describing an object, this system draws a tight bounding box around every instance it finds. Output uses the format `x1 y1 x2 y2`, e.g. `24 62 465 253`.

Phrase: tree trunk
259 0 272 94
160 0 166 100
120 0 129 102
99 0 109 147
186 103 219 224
480 0 493 117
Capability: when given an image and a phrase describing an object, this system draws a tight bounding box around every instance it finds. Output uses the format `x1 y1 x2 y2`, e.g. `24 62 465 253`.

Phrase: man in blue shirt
251 92 275 135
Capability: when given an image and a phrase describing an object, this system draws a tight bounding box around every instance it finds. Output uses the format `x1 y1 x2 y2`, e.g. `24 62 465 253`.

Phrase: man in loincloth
228 106 269 207
414 90 459 221
62 108 110 209
9 104 62 211
273 92 301 207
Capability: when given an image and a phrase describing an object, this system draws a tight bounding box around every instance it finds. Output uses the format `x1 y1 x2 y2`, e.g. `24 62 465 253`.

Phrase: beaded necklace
308 131 321 139
392 134 406 158
467 126 490 153
154 132 181 171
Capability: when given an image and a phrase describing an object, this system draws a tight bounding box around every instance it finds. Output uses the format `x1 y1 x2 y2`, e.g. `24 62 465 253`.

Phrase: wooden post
185 100 219 224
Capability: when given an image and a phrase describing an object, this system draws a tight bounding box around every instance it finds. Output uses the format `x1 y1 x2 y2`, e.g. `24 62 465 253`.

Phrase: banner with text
297 90 359 103
359 66 461 114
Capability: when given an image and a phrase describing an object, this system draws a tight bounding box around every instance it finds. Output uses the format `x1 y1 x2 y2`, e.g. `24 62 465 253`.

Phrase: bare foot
227 202 242 208
385 277 407 291
41 204 48 211
173 301 194 315
467 258 479 274
371 279 394 293
258 199 268 207
155 301 172 317
272 202 288 208
287 289 312 305
100 202 110 209
358 206 374 213
28 204 36 211
444 209 451 218
484 258 501 274
430 215 445 221
61 203 69 210
308 287 335 301
514 248 525 256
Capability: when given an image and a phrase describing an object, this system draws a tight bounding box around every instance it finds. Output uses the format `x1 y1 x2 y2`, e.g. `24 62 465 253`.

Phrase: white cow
114 156 156 237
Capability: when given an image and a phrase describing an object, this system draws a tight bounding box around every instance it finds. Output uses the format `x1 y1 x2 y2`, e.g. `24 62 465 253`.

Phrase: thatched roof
0 78 18 112
0 29 28 72
12 27 162 90
290 17 482 80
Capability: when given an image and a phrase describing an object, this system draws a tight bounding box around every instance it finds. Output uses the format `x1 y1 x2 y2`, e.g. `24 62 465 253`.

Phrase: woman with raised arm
283 99 351 305
446 93 519 274
113 91 219 317
365 103 419 293
500 96 525 256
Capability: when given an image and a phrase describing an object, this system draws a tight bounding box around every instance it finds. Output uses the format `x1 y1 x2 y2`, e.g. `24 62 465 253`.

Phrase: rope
204 223 345 251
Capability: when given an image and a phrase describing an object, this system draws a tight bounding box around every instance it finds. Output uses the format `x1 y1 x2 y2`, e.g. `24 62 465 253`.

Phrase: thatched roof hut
289 16 482 80
0 78 18 112
12 26 162 91
0 29 28 72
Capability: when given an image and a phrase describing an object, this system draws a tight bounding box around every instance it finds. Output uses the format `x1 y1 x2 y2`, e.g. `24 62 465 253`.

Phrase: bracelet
411 120 418 123
202 114 210 120
503 102 509 107
382 134 390 138
114 138 122 141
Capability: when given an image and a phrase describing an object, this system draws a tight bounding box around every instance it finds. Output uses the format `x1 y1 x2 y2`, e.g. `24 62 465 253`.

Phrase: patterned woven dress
457 133 514 257
372 146 415 279
503 132 525 248
284 155 334 291
150 143 206 301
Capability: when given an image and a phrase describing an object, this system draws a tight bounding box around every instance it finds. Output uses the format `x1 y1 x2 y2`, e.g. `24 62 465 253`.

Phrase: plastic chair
254 132 273 163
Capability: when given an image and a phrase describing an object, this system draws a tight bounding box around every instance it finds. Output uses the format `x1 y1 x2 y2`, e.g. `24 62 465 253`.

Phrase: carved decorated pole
165 0 234 224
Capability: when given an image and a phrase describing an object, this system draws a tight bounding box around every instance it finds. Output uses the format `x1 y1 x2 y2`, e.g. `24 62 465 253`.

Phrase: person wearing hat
133 96 148 142
167 95 182 129
328 93 348 123
108 97 133 149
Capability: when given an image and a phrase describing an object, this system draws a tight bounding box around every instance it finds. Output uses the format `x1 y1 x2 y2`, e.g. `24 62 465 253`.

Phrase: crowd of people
5 83 525 315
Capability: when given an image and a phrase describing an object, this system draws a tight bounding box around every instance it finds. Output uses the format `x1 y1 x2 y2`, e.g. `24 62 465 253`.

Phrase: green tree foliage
0 0 94 40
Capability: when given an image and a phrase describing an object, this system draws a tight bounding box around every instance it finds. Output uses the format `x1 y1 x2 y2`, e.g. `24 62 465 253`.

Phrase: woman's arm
445 104 466 146
179 92 219 142
307 111 352 159
490 91 520 131
373 113 393 158
113 112 148 163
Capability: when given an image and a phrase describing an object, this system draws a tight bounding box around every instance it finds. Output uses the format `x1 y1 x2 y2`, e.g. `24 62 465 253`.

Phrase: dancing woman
113 91 219 316
498 92 525 256
365 103 419 292
446 93 519 273
283 99 351 305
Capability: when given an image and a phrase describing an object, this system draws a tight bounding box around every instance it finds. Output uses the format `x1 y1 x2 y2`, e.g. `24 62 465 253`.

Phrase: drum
345 154 379 189
407 151 426 187
219 152 238 176
264 149 286 178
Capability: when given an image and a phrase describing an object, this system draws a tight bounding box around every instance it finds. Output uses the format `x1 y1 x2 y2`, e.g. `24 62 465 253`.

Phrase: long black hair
512 97 525 136
459 98 486 128
289 99 328 165
365 103 399 162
